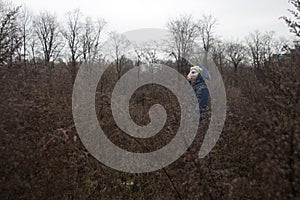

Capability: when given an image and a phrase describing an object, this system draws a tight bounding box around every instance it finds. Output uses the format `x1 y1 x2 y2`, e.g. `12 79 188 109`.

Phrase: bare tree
62 9 82 82
17 5 32 65
27 32 38 65
0 2 21 65
133 41 160 65
132 41 161 84
225 40 247 73
272 37 290 54
281 0 300 38
133 44 143 66
80 17 106 64
166 15 198 74
141 41 160 64
197 14 217 65
211 38 227 71
109 31 131 78
33 11 63 65
246 30 276 69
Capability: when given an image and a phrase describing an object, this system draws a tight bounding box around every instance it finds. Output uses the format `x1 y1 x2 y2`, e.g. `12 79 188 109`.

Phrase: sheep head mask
187 66 202 81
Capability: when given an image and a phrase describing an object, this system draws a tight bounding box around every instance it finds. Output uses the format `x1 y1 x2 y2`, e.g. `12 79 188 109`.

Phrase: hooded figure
187 65 210 119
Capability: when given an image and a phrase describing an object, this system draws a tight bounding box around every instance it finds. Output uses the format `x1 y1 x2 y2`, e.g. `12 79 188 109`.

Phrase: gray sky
14 0 293 39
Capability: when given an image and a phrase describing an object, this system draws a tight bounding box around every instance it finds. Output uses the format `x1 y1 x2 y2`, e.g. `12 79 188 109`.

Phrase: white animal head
187 66 202 80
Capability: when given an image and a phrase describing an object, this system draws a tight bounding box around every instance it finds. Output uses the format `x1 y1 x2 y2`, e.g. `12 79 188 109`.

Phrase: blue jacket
191 73 210 110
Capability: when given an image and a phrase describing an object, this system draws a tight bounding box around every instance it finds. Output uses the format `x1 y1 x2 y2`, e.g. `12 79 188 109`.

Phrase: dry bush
0 57 299 199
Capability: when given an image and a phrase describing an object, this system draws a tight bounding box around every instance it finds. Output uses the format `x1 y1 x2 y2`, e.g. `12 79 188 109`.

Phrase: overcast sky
13 0 294 39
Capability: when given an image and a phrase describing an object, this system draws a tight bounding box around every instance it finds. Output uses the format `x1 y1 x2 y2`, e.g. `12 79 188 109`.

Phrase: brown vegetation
0 53 299 199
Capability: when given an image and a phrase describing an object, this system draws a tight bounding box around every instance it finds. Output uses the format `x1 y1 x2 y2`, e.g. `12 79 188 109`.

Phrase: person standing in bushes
187 65 210 122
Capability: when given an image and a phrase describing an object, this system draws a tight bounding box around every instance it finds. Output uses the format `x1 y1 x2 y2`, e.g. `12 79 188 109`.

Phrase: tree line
0 0 299 77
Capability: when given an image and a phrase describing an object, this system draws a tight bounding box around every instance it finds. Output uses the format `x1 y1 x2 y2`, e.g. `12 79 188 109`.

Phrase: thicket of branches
281 0 300 38
0 3 21 64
